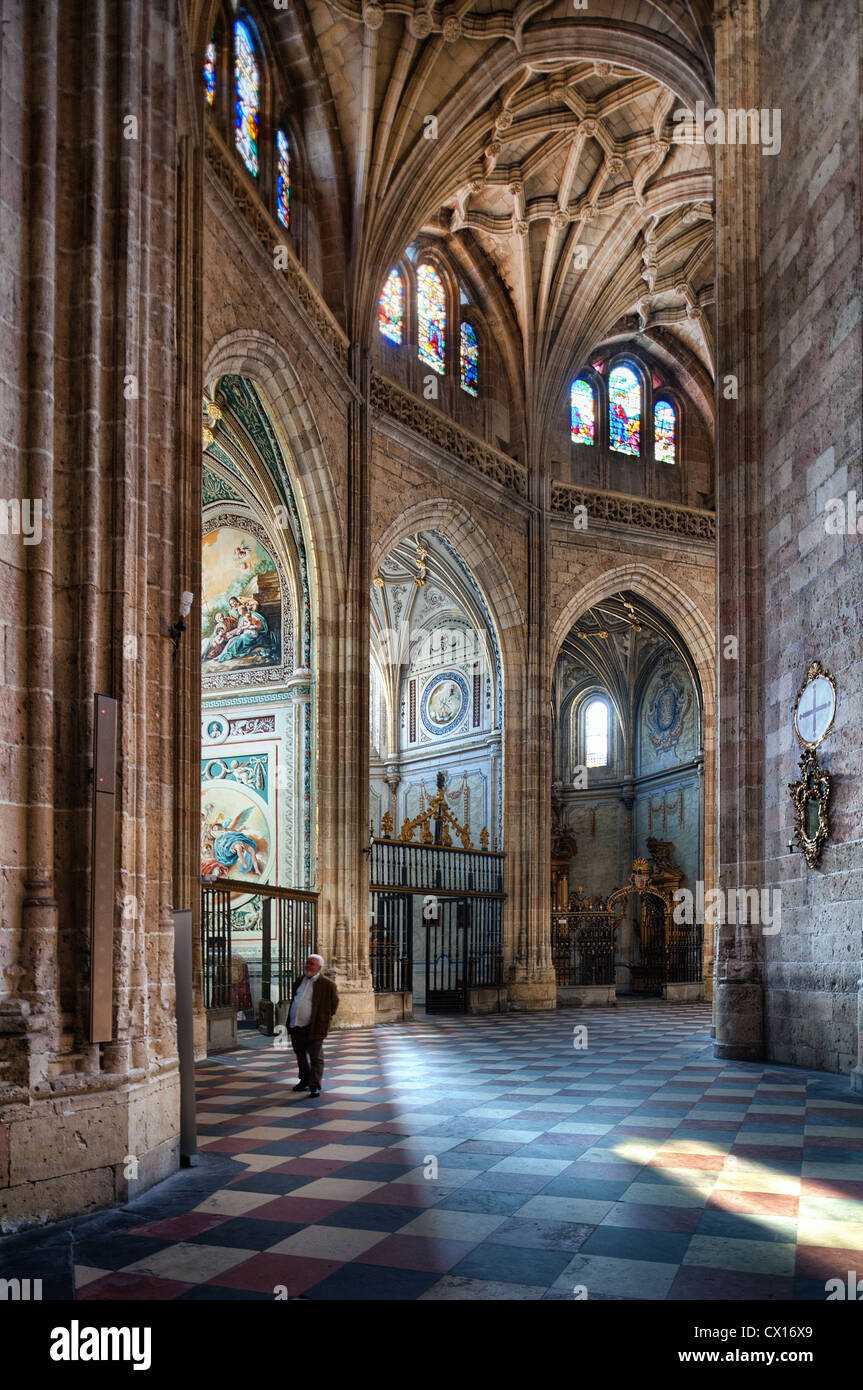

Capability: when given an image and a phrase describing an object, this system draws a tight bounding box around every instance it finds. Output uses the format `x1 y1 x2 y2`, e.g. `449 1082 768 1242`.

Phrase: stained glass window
276 129 290 229
654 399 676 464
570 377 595 445
204 40 217 106
460 321 478 395
608 364 641 455
585 699 609 768
378 269 404 345
417 263 446 374
234 19 259 177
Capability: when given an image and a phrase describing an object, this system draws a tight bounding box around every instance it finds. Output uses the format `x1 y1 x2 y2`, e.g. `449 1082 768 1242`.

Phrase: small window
460 322 478 395
584 699 609 768
654 399 676 464
276 129 290 229
204 39 217 106
417 263 446 374
608 365 641 455
570 377 595 445
234 19 260 177
378 268 405 345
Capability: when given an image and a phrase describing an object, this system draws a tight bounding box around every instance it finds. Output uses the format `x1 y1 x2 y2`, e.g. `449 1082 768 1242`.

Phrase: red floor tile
799 1178 863 1200
649 1152 726 1171
796 1245 863 1280
706 1189 799 1217
128 1212 230 1240
244 1195 350 1222
207 1252 344 1295
77 1273 194 1300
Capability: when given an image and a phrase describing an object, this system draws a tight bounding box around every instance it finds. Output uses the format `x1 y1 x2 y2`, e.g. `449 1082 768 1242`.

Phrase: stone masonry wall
759 0 863 1072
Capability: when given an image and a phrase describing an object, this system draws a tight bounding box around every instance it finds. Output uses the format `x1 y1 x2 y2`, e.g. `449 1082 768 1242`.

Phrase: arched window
204 39 217 106
608 364 641 456
378 268 404 345
584 698 609 768
276 129 291 229
460 321 478 395
654 399 676 464
570 377 595 446
233 19 260 177
417 263 446 374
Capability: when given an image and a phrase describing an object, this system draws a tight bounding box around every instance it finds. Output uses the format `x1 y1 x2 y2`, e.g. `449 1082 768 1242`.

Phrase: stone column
507 460 556 1009
1 0 185 1228
317 345 375 1027
3 0 60 1102
713 0 765 1060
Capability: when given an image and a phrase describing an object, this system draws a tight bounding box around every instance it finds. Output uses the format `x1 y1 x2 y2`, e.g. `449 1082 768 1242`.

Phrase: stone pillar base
713 980 763 1061
713 1042 763 1061
0 1075 180 1233
850 1066 863 1095
332 985 377 1029
506 980 557 1012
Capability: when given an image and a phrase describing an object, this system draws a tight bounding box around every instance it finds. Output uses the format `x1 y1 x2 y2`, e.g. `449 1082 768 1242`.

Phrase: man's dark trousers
290 1025 323 1088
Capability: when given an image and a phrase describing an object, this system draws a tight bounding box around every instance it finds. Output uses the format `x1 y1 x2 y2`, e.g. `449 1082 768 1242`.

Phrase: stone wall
758 0 863 1072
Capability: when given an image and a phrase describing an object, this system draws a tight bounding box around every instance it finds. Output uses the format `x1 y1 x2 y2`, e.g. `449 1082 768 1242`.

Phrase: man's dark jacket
288 973 339 1040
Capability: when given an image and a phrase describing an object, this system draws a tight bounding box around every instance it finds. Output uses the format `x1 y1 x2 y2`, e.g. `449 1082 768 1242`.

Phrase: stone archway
371 500 553 1007
551 563 716 1002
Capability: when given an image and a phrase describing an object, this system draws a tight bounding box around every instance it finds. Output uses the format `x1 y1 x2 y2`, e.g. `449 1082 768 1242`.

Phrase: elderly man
287 954 339 1098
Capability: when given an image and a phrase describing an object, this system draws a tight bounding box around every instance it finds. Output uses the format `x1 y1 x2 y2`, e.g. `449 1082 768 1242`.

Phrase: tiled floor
71 1004 863 1300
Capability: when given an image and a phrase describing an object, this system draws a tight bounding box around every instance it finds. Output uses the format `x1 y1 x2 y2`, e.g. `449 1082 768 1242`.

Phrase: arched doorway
369 529 505 1015
199 373 317 1039
551 590 709 1001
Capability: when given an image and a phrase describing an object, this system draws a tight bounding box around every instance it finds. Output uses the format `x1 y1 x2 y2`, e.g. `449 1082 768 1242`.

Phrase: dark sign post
173 909 199 1165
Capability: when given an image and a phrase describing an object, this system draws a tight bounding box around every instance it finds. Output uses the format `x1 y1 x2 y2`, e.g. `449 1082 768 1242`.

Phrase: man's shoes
292 1082 310 1092
308 1087 321 1098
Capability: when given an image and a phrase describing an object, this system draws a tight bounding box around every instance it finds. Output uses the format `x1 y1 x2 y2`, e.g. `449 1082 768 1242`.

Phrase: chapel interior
1 0 862 1306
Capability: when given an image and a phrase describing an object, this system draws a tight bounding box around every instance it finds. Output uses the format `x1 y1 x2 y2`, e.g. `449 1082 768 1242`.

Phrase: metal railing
666 923 703 984
369 837 505 996
370 836 504 894
552 909 617 987
201 879 317 1011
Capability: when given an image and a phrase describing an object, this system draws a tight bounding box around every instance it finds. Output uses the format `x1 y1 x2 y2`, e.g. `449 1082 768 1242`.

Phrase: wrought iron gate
368 787 505 1014
635 895 666 996
425 896 468 1013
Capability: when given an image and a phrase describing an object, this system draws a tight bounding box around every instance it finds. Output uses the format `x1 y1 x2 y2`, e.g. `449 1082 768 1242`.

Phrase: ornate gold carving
480 827 490 850
413 533 428 586
380 810 393 838
395 788 474 850
551 480 715 540
788 748 831 868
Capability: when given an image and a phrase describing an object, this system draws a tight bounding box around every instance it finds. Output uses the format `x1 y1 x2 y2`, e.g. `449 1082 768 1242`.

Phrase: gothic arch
551 561 717 998
372 498 526 678
204 329 342 612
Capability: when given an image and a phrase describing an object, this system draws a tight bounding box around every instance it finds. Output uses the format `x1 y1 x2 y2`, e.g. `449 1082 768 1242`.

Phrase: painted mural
200 782 273 885
201 526 281 675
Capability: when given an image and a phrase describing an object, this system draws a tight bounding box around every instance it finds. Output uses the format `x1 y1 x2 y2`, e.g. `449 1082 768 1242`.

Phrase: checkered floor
73 1004 863 1301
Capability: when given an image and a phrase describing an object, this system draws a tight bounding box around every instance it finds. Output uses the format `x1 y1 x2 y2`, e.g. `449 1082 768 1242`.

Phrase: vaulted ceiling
190 0 716 454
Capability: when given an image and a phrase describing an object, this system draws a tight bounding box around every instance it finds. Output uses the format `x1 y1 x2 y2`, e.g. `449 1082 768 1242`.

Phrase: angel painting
200 805 266 879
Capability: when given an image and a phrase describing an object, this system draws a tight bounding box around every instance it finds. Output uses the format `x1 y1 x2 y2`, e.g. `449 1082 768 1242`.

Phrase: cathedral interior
1 0 863 1329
